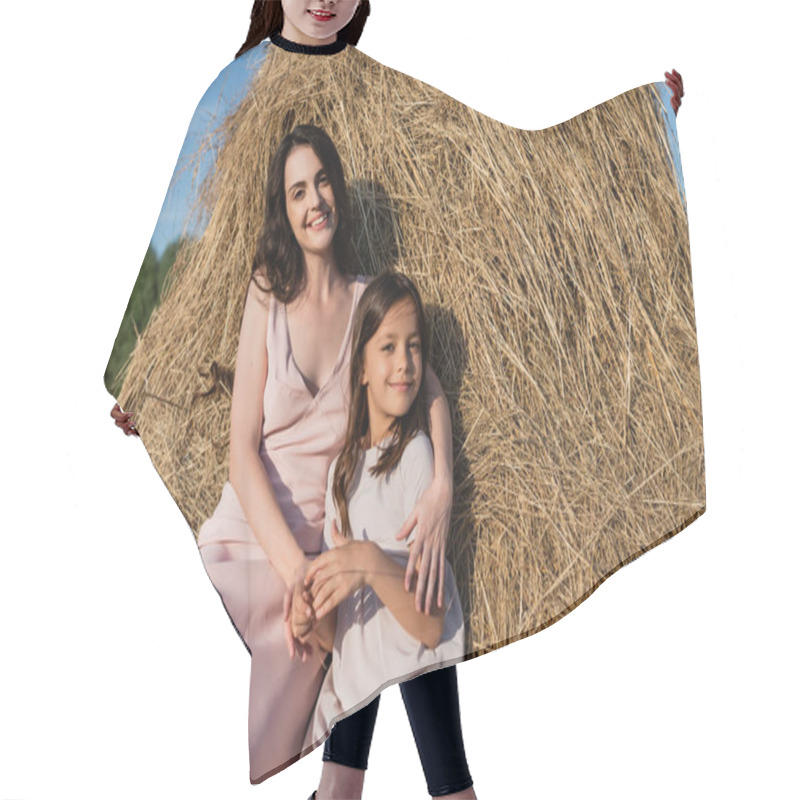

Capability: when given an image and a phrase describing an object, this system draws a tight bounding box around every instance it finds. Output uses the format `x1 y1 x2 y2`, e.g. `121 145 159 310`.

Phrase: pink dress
196 274 368 784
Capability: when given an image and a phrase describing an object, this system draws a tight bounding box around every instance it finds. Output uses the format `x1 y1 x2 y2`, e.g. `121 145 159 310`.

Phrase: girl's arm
306 521 446 650
395 363 454 614
365 544 445 649
228 278 307 590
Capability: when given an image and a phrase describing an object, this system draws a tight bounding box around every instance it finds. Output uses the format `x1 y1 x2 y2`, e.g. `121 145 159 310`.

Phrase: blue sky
148 42 268 257
147 47 686 258
656 80 686 203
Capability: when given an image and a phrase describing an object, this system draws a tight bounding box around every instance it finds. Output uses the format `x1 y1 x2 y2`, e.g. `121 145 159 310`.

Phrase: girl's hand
305 520 376 619
110 403 139 436
395 476 452 615
665 69 684 116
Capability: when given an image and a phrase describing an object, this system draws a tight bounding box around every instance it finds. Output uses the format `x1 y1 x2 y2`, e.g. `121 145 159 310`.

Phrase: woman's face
280 0 361 45
361 298 423 442
284 144 338 260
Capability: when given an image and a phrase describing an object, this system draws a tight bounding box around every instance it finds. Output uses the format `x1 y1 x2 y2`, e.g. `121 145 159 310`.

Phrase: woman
200 120 354 774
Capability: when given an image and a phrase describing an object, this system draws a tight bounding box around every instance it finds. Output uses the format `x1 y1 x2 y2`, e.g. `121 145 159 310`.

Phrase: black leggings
322 665 473 797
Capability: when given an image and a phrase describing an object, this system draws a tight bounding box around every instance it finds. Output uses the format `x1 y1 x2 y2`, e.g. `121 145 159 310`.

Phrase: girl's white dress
304 430 465 748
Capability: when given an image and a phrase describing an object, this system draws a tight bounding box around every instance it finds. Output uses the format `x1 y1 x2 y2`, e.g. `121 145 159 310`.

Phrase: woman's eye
383 344 394 352
410 342 420 350
319 174 329 185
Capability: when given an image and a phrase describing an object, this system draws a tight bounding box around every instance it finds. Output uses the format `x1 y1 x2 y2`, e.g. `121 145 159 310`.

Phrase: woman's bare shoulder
245 272 273 313
236 274 271 354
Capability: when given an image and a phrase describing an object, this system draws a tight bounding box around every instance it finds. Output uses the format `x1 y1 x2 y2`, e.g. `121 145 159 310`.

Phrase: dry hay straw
116 46 705 655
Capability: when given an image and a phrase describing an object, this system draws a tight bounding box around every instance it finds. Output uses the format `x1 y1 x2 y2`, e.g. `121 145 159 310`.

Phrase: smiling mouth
308 9 335 21
308 212 330 229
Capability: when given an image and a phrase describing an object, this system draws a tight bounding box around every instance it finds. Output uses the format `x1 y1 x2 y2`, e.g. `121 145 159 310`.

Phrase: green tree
103 237 190 397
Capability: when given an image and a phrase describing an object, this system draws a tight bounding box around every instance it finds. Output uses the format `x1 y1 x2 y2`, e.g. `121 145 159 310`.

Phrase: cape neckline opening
270 32 348 55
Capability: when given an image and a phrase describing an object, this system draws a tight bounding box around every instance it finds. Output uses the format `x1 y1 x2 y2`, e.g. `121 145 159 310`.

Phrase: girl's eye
382 342 419 352
293 190 304 200
319 173 329 185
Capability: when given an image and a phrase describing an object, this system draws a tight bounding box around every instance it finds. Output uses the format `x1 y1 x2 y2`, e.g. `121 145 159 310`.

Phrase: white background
1 1 797 798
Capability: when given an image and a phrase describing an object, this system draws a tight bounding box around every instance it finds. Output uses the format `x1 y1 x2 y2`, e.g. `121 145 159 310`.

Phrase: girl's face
361 297 424 442
284 144 338 259
280 0 361 46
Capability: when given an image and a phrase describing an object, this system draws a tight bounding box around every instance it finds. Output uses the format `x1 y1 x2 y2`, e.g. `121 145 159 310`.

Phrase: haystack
114 45 704 654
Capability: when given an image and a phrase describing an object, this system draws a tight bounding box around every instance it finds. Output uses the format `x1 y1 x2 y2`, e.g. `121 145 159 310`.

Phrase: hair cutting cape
104 34 704 784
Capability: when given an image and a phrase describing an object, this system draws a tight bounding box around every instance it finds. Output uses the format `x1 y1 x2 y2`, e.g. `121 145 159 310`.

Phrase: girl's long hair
236 1 371 59
252 124 359 304
332 271 430 539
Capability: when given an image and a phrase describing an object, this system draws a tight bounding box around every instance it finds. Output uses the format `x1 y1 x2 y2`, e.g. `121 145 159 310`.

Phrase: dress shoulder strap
265 288 288 380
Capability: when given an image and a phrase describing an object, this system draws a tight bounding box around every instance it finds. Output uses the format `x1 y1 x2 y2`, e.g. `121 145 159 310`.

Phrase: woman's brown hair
251 124 359 305
236 1 371 59
332 271 431 539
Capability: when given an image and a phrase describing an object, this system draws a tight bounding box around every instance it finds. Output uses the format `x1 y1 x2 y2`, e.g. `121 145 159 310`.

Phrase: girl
297 271 475 799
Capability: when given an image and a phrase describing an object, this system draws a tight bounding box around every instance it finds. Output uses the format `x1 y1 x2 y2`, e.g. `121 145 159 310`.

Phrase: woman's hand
305 520 376 619
282 563 315 661
395 476 452 615
665 69 684 116
290 581 315 643
110 403 139 436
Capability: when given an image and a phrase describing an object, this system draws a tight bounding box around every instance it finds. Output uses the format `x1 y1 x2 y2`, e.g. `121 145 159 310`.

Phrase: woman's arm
395 363 454 613
228 278 307 589
310 609 337 653
287 580 337 656
425 363 454 498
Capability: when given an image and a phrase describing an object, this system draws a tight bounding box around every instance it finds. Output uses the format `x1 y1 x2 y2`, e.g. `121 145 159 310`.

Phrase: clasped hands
283 519 374 661
282 474 453 661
